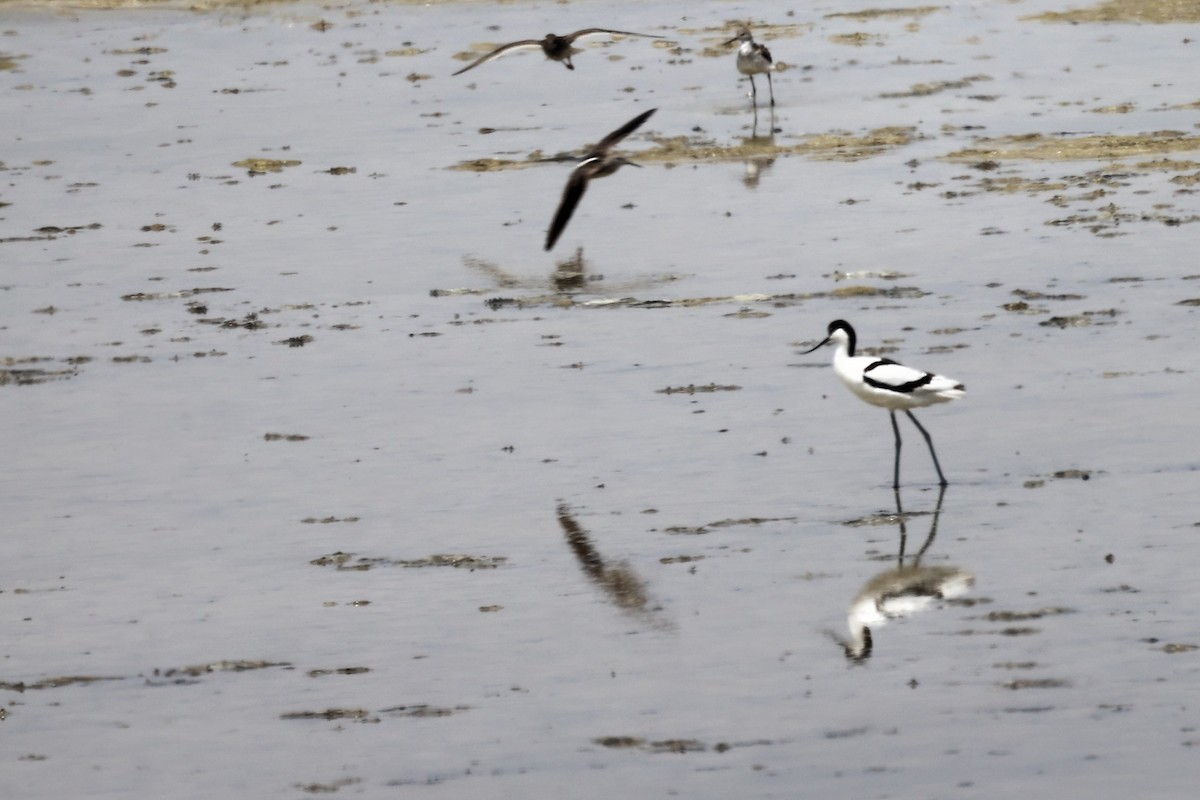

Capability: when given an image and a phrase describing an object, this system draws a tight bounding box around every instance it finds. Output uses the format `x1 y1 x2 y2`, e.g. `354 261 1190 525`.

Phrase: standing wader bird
724 28 777 107
802 320 965 489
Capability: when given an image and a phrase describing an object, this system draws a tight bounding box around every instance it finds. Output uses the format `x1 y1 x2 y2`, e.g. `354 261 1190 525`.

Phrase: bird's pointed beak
802 336 831 355
722 35 739 46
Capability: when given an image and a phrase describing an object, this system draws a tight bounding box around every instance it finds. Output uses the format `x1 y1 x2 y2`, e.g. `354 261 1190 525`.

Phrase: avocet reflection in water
833 488 974 663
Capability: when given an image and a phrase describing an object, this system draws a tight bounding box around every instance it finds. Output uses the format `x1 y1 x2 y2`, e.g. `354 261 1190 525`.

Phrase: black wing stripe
863 359 934 395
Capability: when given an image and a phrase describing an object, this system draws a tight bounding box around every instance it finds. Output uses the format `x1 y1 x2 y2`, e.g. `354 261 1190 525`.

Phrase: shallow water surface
2 1 1199 798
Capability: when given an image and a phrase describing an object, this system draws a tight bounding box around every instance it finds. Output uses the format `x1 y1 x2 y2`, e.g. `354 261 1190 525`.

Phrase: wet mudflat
2 0 1199 797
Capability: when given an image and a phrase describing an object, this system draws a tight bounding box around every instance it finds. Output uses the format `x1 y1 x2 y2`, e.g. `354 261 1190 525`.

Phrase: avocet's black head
844 627 873 664
825 625 872 664
803 319 857 356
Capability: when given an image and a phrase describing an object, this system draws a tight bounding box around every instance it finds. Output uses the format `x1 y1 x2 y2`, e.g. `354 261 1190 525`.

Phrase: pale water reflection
835 488 975 663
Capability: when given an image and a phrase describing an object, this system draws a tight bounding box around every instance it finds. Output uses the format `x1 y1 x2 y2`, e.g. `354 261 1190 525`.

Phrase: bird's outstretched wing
452 39 543 76
545 162 594 251
593 108 657 153
566 28 665 41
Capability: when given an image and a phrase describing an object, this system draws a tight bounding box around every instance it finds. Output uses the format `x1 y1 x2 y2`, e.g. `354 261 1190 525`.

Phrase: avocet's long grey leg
889 409 903 491
905 410 948 487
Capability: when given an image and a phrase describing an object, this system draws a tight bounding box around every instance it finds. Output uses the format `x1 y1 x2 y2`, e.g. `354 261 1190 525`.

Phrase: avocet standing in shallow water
803 320 965 489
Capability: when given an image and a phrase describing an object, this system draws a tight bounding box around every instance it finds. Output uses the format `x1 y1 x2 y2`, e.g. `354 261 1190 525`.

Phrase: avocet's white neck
828 327 855 358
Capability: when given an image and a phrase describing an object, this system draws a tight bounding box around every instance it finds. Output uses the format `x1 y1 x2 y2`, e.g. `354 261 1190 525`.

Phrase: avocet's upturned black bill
452 29 664 76
544 108 656 251
723 28 777 107
803 320 965 489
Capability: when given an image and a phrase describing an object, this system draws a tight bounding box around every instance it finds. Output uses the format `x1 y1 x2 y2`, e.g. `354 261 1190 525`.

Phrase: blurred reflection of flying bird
452 29 665 75
545 108 657 251
835 488 974 662
551 247 590 292
557 503 669 627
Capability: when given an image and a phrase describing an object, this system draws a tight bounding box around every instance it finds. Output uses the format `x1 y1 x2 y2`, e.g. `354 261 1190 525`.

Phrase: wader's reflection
557 503 671 628
836 488 974 663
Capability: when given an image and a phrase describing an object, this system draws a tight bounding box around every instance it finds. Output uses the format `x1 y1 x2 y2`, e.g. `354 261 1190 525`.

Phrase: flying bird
723 28 777 107
452 28 664 76
544 108 656 251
